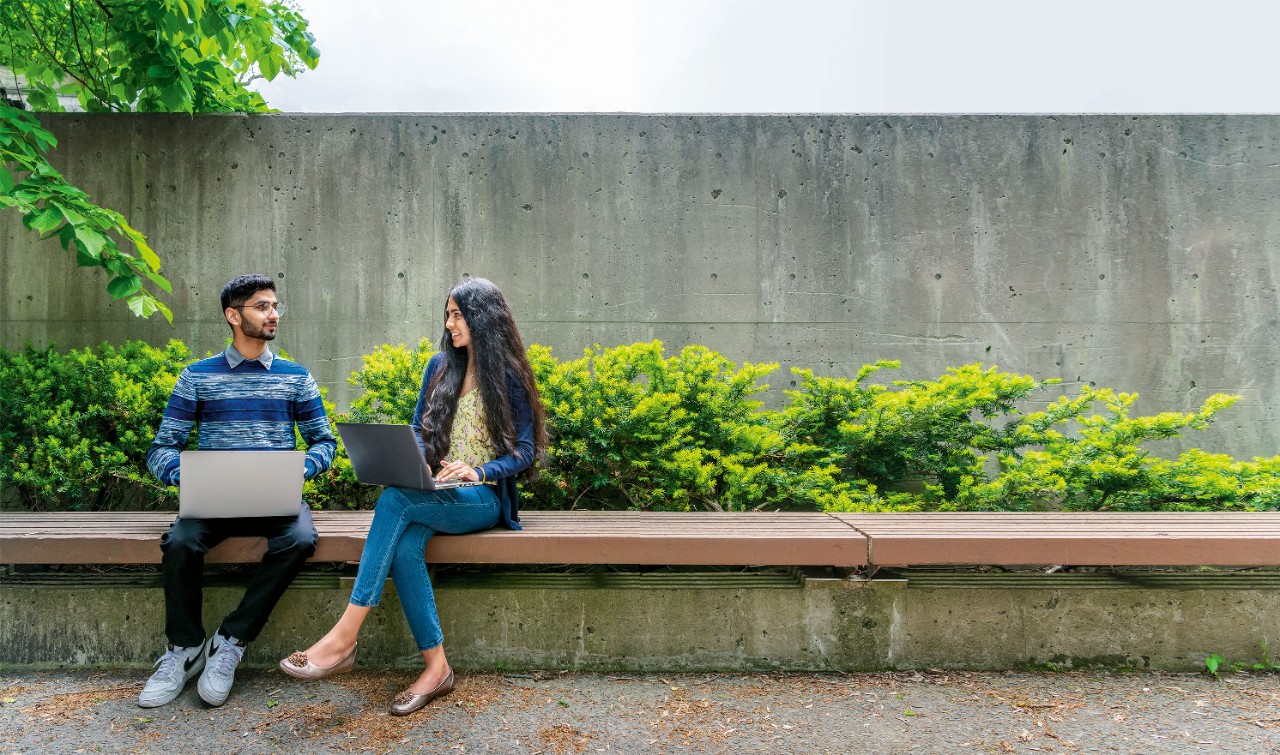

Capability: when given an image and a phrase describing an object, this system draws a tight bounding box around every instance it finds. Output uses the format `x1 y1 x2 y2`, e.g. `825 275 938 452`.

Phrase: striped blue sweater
146 349 336 486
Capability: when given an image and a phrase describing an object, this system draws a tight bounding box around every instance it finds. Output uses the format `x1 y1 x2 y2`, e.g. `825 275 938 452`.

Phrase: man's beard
242 320 277 341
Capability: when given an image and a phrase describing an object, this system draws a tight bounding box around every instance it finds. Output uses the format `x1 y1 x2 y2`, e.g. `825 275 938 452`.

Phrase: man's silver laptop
336 423 483 491
178 450 305 518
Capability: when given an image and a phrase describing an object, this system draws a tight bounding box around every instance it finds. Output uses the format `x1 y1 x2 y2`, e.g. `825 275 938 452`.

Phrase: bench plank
0 511 869 567
7 511 1280 568
833 512 1280 567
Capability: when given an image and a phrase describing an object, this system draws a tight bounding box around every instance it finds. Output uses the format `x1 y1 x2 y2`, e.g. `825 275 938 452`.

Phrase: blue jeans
349 485 500 650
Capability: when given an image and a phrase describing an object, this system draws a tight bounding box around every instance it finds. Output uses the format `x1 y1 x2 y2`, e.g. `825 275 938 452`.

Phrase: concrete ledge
2 569 1276 672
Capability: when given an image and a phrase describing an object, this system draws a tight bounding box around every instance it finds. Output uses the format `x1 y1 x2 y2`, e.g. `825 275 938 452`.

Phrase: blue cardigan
410 353 535 530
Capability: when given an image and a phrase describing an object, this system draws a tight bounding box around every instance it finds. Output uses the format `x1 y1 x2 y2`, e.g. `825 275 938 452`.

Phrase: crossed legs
296 485 499 693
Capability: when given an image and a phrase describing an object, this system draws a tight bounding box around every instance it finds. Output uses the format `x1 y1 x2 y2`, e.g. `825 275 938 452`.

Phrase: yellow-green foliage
951 390 1249 511
348 338 437 423
304 338 439 510
525 341 847 511
1 339 1274 513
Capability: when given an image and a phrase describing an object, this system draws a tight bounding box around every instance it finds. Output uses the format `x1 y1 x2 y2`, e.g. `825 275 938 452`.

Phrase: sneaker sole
196 674 229 707
137 657 205 708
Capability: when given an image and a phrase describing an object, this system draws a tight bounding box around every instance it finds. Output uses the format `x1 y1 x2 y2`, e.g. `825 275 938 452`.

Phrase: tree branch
67 0 109 108
15 0 111 107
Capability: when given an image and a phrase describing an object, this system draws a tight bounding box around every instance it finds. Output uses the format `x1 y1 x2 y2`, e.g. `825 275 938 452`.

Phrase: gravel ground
1 668 1277 754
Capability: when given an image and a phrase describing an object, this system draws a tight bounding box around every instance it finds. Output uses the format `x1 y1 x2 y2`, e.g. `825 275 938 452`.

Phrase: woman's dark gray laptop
336 423 483 490
178 450 305 518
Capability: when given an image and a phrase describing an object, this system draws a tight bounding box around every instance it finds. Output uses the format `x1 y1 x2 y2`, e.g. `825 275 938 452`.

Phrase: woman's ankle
408 664 451 694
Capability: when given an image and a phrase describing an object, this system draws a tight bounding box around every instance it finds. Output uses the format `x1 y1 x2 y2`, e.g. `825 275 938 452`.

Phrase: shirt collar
224 343 275 370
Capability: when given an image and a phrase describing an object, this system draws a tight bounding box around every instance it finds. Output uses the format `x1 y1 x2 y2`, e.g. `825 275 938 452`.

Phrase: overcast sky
252 0 1280 113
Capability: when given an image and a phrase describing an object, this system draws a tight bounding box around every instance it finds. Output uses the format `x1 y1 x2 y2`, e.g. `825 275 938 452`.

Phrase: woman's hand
435 459 480 482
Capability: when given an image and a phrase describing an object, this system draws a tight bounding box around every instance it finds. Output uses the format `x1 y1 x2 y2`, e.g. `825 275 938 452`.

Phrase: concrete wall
3 114 1279 458
3 570 1276 671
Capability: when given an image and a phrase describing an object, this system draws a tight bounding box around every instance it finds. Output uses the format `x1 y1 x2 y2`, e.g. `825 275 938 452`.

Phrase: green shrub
951 389 1246 511
304 338 437 510
2 338 1274 514
779 362 1056 508
526 341 854 511
779 363 1264 512
347 338 437 423
0 340 190 510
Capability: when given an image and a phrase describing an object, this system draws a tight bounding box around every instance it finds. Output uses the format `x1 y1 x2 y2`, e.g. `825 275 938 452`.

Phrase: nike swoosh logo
184 652 202 672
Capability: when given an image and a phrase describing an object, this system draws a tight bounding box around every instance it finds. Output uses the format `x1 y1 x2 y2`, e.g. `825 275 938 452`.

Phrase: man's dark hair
220 274 276 312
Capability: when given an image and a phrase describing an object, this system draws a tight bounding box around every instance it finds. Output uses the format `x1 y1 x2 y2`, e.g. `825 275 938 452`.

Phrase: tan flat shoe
390 669 455 716
278 645 356 680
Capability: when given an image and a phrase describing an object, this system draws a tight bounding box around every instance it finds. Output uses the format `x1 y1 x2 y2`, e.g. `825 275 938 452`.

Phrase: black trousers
160 503 318 647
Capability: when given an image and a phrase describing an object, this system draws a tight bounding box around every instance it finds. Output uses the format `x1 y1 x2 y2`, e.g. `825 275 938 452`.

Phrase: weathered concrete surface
887 572 1280 671
2 570 1276 672
3 114 1279 457
7 668 1279 754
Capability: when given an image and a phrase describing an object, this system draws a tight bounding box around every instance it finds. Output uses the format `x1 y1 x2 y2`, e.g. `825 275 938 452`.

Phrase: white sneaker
197 633 246 707
138 643 205 708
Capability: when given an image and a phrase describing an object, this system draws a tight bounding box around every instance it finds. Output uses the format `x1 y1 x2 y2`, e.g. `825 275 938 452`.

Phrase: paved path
2 668 1277 753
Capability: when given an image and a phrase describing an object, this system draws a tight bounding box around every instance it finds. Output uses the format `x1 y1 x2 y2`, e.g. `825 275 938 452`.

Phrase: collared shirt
224 344 275 371
147 344 335 486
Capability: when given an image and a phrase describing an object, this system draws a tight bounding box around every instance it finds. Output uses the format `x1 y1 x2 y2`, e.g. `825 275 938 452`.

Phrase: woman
279 277 547 715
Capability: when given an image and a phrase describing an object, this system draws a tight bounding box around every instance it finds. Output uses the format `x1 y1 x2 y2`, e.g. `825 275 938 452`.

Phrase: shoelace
211 641 245 676
151 648 186 680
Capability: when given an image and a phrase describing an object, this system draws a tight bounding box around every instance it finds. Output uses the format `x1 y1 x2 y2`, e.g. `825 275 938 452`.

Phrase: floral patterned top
450 389 495 476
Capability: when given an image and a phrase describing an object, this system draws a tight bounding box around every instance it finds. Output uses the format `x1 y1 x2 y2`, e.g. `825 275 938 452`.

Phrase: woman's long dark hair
419 277 547 479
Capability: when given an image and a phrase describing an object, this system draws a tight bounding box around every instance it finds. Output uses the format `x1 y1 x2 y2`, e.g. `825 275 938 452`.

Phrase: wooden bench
834 512 1280 568
4 510 1280 569
0 511 867 567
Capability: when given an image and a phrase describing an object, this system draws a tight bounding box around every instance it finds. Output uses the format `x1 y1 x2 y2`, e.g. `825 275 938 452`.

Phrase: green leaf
75 245 99 267
143 268 174 294
75 227 109 259
107 275 143 299
51 202 87 227
29 206 64 234
153 298 174 324
58 224 76 250
133 234 163 272
258 51 282 81
127 294 156 319
31 125 58 150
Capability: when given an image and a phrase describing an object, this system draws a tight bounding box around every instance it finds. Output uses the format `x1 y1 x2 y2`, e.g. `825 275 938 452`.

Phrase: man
139 274 336 708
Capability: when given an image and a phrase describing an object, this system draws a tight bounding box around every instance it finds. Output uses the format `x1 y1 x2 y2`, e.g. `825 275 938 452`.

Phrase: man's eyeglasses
234 301 284 315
